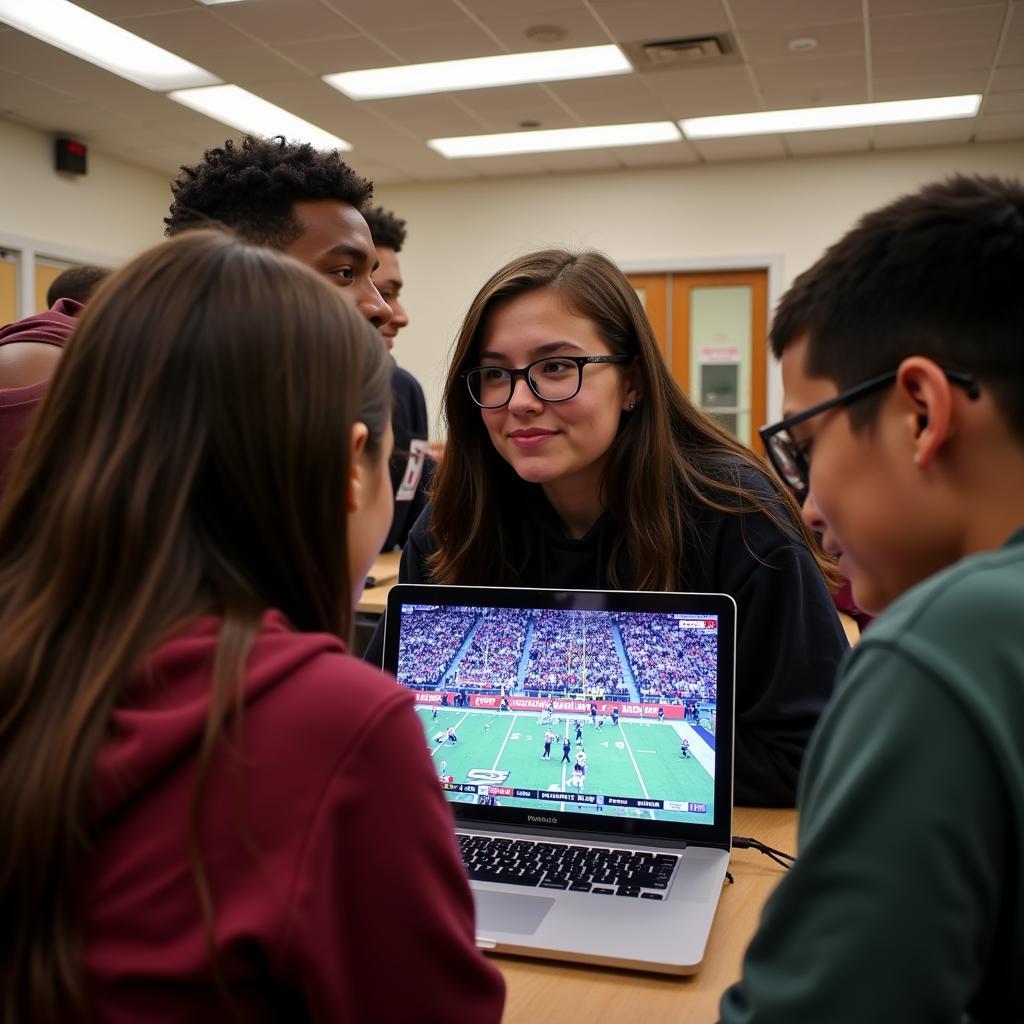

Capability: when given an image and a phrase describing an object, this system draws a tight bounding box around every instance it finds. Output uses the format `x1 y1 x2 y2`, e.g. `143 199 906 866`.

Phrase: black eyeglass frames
759 367 980 502
462 354 632 409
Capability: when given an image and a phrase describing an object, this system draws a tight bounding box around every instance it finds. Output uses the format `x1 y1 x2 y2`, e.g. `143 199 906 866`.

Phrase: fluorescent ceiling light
325 44 631 100
429 121 680 159
680 94 982 139
0 0 219 91
169 84 352 151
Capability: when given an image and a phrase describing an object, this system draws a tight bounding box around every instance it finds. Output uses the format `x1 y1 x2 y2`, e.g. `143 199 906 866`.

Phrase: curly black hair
361 205 407 253
45 264 110 307
164 134 373 249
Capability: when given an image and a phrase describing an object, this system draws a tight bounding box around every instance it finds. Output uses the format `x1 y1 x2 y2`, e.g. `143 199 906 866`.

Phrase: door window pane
689 285 752 444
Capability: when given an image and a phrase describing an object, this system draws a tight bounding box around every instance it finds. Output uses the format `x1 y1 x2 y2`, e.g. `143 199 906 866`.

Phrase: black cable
731 835 796 870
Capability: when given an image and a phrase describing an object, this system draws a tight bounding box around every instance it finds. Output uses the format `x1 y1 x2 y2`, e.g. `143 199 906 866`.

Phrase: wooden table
357 550 401 614
496 806 796 1023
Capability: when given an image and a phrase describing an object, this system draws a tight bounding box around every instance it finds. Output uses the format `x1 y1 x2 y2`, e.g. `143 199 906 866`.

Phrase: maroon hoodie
0 298 81 491
85 610 505 1023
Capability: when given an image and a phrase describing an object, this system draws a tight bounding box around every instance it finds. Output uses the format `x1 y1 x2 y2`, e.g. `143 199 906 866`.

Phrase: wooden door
627 269 768 451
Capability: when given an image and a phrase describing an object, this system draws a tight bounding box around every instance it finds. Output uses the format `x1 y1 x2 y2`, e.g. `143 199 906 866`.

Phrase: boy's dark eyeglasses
759 368 980 504
462 355 631 409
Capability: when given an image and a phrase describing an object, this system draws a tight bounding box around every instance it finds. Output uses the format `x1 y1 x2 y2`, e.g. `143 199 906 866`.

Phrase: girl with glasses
0 231 504 1024
372 248 848 808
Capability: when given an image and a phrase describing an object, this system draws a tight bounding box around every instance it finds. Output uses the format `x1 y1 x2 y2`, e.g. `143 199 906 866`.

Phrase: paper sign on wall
699 345 741 364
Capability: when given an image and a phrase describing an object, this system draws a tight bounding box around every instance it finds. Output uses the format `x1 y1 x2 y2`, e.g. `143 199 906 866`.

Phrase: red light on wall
55 137 87 175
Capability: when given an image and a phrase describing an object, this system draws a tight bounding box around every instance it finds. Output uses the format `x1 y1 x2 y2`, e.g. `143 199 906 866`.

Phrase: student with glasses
367 248 849 807
720 175 1024 1022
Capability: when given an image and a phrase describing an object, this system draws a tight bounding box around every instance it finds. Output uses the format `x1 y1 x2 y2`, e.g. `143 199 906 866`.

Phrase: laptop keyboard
457 834 678 899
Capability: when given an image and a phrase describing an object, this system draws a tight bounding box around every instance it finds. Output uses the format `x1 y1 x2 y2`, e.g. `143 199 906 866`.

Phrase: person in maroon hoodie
0 230 505 1024
0 296 82 492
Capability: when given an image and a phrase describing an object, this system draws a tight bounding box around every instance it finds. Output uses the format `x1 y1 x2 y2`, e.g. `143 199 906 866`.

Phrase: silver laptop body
382 584 736 974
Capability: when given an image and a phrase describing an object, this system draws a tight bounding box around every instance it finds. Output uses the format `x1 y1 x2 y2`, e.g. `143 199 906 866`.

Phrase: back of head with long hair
0 229 391 1023
430 249 832 589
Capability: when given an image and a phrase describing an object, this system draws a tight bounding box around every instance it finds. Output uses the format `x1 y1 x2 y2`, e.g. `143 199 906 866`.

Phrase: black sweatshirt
365 465 848 807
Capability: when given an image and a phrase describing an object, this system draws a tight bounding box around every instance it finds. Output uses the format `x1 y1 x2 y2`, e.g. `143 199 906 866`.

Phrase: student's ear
622 360 645 411
896 357 954 471
347 421 370 513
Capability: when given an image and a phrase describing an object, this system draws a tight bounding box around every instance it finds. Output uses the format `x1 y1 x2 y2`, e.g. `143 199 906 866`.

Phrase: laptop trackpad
475 890 556 935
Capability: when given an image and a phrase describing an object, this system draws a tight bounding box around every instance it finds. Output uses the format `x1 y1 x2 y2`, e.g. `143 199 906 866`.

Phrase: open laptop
382 583 736 974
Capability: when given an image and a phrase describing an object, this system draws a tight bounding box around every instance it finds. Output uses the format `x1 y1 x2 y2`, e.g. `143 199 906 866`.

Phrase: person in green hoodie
720 174 1024 1023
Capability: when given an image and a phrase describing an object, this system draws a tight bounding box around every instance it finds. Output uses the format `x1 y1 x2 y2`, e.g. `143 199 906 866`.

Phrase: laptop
381 584 736 974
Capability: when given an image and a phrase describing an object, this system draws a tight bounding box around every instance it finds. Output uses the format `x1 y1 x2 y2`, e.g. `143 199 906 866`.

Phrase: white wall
0 116 169 267
376 139 1024 433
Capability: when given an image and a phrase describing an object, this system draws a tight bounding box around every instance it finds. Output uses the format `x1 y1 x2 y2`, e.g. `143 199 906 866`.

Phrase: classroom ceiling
1 0 1022 184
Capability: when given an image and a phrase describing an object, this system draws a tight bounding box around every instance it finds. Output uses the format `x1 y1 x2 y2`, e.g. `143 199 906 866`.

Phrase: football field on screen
417 707 715 825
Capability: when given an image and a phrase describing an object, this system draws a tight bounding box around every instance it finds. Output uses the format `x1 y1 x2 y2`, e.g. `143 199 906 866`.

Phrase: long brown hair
430 249 835 588
0 229 391 1022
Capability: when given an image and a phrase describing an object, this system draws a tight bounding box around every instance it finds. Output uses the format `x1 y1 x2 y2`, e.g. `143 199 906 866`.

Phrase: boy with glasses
720 175 1024 1022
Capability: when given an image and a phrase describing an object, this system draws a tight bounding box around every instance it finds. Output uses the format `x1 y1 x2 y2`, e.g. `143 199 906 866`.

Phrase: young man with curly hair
361 205 433 551
165 134 391 330
719 175 1024 1023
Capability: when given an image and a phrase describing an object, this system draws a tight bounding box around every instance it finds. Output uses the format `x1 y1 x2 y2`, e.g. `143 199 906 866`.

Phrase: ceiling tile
872 117 976 148
194 47 309 84
638 63 757 99
207 0 358 45
0 71 77 109
751 52 867 90
452 82 569 114
110 9 253 57
972 110 1024 138
278 36 398 75
1010 2 1024 34
982 89 1024 113
999 34 1024 65
374 22 504 63
736 19 864 62
357 92 484 135
320 0 467 34
80 0 193 16
249 79 405 137
873 40 997 76
0 30 93 75
865 0 1007 12
614 138 700 166
589 0 728 42
478 9 610 51
7 101 114 134
456 153 549 176
872 70 990 100
870 6 1006 51
760 83 869 107
691 134 788 160
783 125 873 154
342 156 414 185
535 147 622 171
992 65 1024 91
546 71 651 105
29 65 162 106
564 97 672 124
728 0 862 31
664 90 763 119
459 0 587 16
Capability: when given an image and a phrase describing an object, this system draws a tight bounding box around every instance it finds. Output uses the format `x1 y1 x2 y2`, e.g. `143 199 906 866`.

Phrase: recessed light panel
326 45 631 100
429 122 681 159
681 95 982 139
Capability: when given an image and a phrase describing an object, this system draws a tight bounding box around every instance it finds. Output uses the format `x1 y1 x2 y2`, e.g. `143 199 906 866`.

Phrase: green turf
417 706 714 825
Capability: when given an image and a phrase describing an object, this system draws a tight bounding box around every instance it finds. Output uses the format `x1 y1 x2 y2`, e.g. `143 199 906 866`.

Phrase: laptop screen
383 585 735 845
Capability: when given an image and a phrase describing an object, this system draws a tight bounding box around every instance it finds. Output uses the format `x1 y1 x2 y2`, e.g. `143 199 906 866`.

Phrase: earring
627 400 636 411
